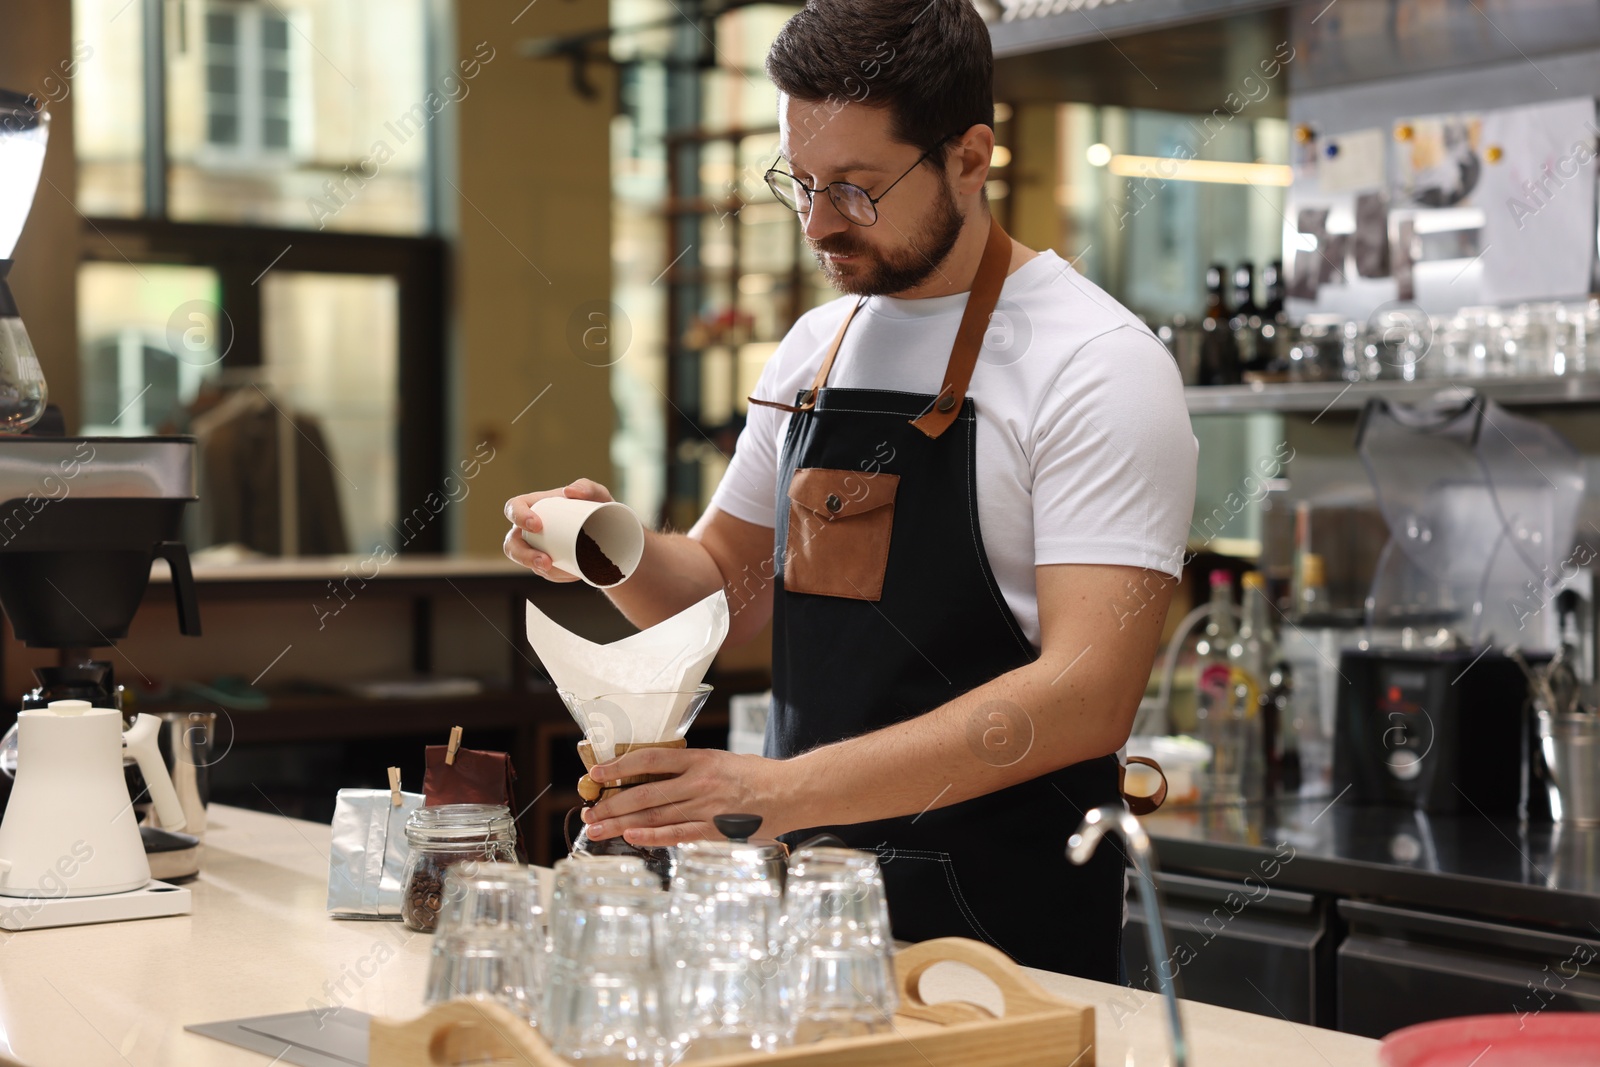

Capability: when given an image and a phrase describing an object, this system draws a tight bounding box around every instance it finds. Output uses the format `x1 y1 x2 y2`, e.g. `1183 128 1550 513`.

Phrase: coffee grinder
0 88 207 876
1334 393 1584 818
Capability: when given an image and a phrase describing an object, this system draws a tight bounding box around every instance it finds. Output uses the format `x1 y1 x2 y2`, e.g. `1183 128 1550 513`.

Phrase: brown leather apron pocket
784 467 900 601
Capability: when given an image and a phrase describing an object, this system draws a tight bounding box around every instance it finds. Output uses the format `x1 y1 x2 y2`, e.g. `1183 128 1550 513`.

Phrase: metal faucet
1068 804 1188 1067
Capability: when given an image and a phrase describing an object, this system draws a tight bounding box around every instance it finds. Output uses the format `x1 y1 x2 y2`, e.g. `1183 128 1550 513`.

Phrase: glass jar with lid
400 803 517 932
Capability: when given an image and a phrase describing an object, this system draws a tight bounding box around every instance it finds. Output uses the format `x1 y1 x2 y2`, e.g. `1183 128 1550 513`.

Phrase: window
77 263 223 435
203 6 294 156
77 0 431 233
70 0 446 555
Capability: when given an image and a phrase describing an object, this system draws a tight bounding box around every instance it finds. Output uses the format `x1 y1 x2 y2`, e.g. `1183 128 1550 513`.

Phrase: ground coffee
576 529 624 585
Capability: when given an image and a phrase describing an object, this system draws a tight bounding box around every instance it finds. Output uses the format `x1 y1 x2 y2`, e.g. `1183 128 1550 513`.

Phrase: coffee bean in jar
400 803 517 932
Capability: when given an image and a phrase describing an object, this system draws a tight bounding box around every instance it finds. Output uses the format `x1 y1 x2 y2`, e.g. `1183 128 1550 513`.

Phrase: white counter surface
0 805 1381 1066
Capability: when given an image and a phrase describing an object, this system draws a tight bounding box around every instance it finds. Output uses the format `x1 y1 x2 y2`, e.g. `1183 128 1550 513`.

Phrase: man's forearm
602 530 727 630
781 644 1139 833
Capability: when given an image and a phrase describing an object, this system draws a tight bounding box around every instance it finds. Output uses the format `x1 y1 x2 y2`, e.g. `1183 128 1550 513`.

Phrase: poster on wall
1477 97 1597 305
1319 128 1387 194
1390 113 1484 209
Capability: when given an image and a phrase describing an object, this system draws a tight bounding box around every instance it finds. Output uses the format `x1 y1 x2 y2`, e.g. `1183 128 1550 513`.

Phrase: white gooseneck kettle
0 700 186 898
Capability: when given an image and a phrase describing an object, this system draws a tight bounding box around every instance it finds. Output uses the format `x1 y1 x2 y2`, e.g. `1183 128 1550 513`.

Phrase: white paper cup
522 498 644 588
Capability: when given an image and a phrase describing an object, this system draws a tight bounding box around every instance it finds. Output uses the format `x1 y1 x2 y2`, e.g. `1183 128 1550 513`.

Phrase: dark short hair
766 0 994 163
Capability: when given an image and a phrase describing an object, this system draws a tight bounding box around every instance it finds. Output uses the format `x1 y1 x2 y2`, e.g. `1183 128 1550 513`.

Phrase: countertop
0 805 1382 1067
1144 795 1600 932
148 554 531 584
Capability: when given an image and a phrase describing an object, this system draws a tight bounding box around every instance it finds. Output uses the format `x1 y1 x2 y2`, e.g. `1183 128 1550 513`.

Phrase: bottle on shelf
1260 258 1292 378
1270 658 1300 795
1199 263 1241 386
1194 568 1234 670
1297 552 1329 620
1195 569 1249 802
1233 263 1270 379
1261 259 1286 319
1230 571 1273 800
1231 262 1260 317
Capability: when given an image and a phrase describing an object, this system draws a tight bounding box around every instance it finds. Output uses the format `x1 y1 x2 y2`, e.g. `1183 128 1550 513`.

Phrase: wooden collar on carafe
748 214 1012 440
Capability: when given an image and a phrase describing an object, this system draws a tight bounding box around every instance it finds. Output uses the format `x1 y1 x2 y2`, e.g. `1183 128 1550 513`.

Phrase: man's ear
950 123 995 197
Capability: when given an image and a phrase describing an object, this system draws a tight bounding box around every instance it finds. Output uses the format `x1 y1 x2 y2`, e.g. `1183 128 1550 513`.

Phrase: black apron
749 217 1127 981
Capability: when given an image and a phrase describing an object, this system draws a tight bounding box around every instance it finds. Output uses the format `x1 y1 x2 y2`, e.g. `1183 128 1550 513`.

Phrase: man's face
777 96 965 297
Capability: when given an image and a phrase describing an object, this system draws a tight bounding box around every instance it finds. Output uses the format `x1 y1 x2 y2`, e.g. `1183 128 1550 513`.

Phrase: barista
504 0 1196 981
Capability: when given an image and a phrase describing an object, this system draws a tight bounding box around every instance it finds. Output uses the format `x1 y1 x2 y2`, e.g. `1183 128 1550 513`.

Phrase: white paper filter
526 590 729 760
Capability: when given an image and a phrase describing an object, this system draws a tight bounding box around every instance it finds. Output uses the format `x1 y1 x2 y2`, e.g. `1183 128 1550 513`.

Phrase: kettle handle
124 714 187 832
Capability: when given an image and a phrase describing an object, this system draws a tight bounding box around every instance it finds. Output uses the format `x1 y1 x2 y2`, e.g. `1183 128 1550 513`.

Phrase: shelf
1185 374 1600 415
135 687 566 744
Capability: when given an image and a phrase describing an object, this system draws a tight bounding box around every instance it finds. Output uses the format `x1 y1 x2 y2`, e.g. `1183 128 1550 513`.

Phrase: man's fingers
622 823 712 848
564 478 613 503
505 494 546 532
503 529 550 569
506 479 613 531
585 777 694 823
503 527 583 582
586 803 689 840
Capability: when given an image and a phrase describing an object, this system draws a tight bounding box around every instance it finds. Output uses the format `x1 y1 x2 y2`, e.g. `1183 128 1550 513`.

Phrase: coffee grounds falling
577 529 624 585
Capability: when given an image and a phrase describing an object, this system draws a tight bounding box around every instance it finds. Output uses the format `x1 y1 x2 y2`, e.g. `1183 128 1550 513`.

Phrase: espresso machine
0 90 208 878
1334 393 1584 818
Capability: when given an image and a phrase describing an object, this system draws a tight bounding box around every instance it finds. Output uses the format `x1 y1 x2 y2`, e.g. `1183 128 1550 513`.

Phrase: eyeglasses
764 138 951 227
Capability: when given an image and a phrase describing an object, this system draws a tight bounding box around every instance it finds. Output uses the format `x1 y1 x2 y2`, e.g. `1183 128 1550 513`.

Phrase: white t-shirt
709 248 1198 649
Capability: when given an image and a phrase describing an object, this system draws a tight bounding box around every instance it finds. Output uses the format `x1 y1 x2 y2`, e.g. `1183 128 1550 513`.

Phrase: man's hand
580 748 795 847
502 478 613 581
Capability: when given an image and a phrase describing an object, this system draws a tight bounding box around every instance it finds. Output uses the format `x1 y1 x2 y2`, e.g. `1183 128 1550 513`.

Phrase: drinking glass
665 841 787 1059
1578 298 1600 374
543 860 675 1064
1288 316 1343 382
1512 302 1575 377
424 862 544 1025
782 847 898 1043
548 856 655 958
1432 314 1465 378
1455 307 1513 377
1368 308 1430 381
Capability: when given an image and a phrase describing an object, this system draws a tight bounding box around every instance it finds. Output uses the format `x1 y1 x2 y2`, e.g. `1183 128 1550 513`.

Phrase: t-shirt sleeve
1030 325 1196 577
705 348 789 529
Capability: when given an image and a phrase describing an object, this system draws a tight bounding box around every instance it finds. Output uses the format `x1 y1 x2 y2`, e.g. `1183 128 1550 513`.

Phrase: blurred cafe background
3 0 1600 1040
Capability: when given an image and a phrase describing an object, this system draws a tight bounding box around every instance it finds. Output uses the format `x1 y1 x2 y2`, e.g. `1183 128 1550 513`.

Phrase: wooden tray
370 937 1095 1066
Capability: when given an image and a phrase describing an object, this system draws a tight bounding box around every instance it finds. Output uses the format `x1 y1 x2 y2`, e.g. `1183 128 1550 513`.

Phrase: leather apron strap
749 215 1012 441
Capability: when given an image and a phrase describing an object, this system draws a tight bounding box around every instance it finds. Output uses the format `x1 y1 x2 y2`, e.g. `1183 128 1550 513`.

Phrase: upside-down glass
423 862 545 1025
782 846 898 1043
547 856 653 960
543 859 675 1064
665 841 787 1059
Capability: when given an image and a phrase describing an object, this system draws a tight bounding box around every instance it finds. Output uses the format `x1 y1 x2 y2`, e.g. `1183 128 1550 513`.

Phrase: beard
808 175 965 297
